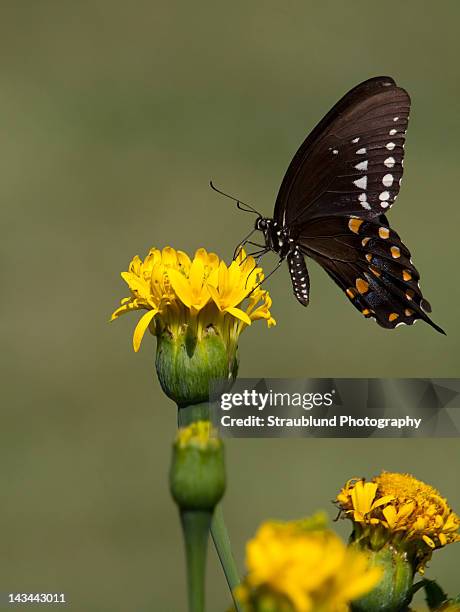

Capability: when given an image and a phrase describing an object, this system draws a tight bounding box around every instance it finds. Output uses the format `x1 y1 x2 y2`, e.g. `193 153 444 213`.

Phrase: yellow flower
235 514 382 612
111 246 275 352
336 472 460 573
111 246 276 405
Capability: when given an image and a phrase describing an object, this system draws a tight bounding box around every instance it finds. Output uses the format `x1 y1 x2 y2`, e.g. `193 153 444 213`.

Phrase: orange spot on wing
346 288 356 299
391 246 401 258
389 313 399 322
369 266 381 277
349 218 364 234
361 237 371 247
403 270 412 281
379 227 390 239
362 308 371 316
356 278 369 294
405 309 414 316
365 253 372 262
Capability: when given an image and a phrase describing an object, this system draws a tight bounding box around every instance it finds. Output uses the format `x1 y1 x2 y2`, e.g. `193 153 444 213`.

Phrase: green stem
178 402 210 426
178 402 242 611
180 510 212 612
211 506 241 602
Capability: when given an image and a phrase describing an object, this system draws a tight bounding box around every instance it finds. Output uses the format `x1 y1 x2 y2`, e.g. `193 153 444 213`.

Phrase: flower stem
178 402 210 426
178 403 242 611
180 510 212 612
210 505 241 606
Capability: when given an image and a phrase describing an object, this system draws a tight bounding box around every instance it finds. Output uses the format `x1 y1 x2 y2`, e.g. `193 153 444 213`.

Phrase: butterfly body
238 77 445 334
255 217 311 305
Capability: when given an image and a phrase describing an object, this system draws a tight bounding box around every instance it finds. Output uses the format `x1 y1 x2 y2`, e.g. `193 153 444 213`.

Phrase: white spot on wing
358 193 371 210
382 174 394 187
352 137 360 143
355 160 368 171
332 149 338 155
379 191 390 201
393 117 399 122
386 142 396 151
389 128 397 135
354 176 367 190
384 156 395 168
356 148 366 155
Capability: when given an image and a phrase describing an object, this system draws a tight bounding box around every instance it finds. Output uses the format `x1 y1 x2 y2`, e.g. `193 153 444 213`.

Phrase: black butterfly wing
273 76 443 333
274 76 409 227
298 215 445 333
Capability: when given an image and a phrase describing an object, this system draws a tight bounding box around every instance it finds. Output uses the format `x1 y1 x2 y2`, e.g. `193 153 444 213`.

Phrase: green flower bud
169 421 226 511
156 325 238 407
350 543 414 612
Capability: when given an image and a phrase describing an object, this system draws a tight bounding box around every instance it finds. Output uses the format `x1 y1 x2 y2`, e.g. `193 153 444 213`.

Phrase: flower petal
121 271 148 294
132 309 158 352
176 250 191 270
372 494 396 509
422 535 435 548
383 506 397 529
207 284 223 310
189 257 205 293
110 301 142 320
225 306 251 325
167 268 193 307
352 481 378 516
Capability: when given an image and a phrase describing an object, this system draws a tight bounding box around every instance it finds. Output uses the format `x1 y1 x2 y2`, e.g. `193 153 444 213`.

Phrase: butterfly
213 76 445 334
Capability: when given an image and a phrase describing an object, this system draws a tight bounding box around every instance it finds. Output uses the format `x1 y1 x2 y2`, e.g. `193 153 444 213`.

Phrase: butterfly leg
233 228 259 259
238 247 268 266
245 257 285 296
243 249 270 287
246 241 268 249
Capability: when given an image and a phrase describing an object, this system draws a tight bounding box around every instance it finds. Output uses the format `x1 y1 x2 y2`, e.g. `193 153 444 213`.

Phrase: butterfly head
255 217 292 257
255 217 271 232
255 216 274 246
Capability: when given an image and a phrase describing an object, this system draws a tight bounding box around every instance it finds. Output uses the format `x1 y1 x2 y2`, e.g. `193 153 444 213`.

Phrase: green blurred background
1 1 459 610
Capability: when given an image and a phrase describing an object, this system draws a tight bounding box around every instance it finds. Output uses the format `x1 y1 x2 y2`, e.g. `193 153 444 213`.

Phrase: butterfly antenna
209 181 262 216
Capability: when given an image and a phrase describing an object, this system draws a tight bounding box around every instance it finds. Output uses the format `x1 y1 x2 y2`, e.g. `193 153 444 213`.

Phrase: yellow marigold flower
111 246 275 405
111 246 275 352
337 472 460 571
235 514 381 612
335 473 460 612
